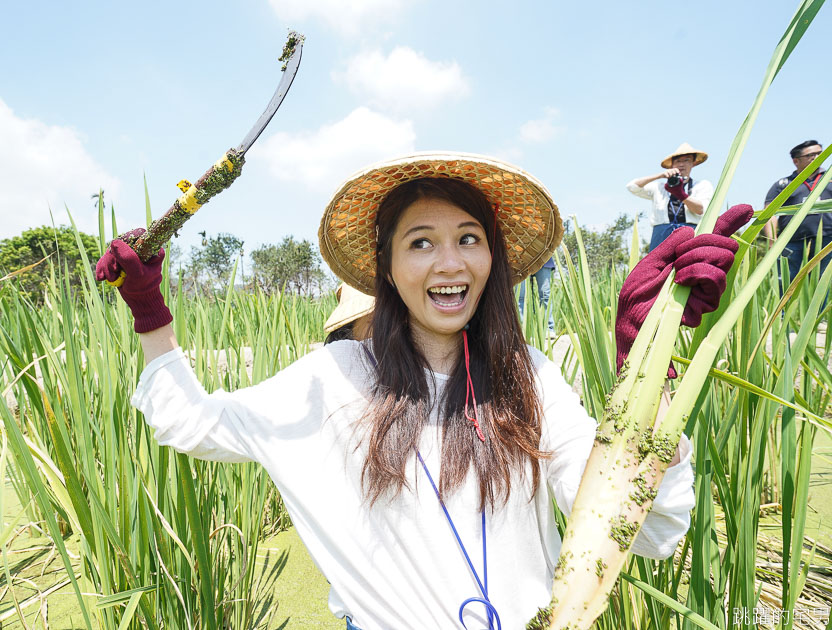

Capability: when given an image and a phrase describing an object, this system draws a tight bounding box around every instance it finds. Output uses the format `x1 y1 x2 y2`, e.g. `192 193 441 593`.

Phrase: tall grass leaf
144 174 152 228
746 237 832 369
779 341 796 613
117 591 145 630
0 256 51 283
670 355 831 430
176 453 218 630
97 188 106 256
628 214 640 273
539 2 828 625
0 400 95 630
216 257 239 354
698 0 826 235
619 573 721 630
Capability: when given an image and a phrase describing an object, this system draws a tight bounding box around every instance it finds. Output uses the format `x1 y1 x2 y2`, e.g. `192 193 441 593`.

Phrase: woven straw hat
324 283 375 334
660 142 708 169
319 152 562 295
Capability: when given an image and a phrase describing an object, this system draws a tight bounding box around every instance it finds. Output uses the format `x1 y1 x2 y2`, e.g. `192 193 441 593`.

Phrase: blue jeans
783 235 832 285
518 266 555 331
346 617 362 630
780 235 832 310
649 222 696 252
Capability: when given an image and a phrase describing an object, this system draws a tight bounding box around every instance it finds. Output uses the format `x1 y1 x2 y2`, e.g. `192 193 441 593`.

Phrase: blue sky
1 0 829 267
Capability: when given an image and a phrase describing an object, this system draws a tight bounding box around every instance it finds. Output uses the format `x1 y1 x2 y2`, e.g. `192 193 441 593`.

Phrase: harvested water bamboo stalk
528 163 832 630
526 4 827 625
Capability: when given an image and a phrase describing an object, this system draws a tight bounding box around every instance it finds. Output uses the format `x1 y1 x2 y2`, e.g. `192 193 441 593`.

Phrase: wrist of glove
614 204 754 378
664 181 689 200
95 228 173 334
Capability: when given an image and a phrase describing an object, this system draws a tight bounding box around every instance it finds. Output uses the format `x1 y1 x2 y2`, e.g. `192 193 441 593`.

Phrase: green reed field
2 2 832 628
1 205 831 629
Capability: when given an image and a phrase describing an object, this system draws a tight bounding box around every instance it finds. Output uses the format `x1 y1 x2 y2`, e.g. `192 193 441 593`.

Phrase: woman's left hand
672 205 753 326
615 204 753 376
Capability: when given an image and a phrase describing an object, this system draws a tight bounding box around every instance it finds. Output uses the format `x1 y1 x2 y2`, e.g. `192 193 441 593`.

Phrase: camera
667 174 684 187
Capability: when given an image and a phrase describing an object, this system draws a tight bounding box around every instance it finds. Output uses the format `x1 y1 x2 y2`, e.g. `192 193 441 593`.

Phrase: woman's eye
411 238 431 249
460 233 480 245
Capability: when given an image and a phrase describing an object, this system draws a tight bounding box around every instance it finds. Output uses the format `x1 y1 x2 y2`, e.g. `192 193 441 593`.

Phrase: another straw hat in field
660 142 708 169
319 152 562 295
324 283 375 334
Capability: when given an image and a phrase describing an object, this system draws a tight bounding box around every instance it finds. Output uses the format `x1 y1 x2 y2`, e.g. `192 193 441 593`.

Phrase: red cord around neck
460 203 500 443
462 328 485 442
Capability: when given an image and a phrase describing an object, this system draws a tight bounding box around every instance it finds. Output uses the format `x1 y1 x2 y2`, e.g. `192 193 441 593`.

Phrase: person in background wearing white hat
627 143 714 251
96 151 749 630
324 283 375 345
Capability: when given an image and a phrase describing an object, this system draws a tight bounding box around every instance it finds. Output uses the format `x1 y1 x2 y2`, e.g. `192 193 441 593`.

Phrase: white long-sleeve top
626 178 714 226
131 341 694 630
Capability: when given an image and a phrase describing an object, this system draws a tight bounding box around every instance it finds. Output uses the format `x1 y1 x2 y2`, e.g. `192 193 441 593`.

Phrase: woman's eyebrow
401 224 433 238
401 220 483 239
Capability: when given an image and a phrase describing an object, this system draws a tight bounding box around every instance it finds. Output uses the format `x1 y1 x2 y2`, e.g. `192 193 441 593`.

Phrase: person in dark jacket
763 139 832 285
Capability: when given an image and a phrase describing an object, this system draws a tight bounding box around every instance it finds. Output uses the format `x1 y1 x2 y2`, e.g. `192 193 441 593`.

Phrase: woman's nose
434 244 465 273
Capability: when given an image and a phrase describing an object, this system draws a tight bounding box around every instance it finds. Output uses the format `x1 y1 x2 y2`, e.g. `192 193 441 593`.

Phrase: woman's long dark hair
362 177 547 510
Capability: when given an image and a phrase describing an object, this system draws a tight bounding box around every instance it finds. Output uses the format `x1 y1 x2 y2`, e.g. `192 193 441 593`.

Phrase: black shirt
764 169 832 242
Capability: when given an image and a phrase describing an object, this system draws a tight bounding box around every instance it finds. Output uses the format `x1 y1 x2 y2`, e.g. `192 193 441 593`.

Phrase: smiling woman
92 151 746 630
386 185 493 368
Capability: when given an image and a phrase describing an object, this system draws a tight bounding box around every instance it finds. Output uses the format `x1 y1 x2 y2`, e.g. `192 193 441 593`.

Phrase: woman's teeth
428 285 468 306
428 285 466 294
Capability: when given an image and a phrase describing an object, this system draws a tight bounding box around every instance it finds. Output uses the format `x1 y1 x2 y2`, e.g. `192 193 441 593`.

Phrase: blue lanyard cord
416 451 501 630
361 345 500 629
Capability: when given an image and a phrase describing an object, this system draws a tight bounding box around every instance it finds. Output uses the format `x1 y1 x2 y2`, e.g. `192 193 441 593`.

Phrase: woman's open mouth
427 284 469 309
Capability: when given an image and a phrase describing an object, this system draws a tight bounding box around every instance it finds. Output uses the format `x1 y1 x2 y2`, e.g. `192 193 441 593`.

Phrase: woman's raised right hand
95 228 173 333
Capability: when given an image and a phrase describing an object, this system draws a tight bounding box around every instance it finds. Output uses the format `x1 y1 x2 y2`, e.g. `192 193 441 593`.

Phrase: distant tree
0 225 99 304
559 213 644 277
251 236 326 295
251 243 282 294
186 232 244 293
167 243 183 273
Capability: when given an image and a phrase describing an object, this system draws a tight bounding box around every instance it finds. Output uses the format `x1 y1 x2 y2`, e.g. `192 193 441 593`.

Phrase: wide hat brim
318 151 562 296
660 142 708 169
324 283 375 334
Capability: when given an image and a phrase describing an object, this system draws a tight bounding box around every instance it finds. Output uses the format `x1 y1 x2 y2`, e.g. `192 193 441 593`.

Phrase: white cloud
333 47 470 114
269 0 410 36
0 98 121 239
519 107 563 144
251 107 415 188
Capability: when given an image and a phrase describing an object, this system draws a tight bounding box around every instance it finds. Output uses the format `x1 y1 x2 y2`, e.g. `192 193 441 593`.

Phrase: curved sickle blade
236 42 303 155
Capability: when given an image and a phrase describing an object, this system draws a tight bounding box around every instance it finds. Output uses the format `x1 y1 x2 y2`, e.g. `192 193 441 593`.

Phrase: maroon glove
664 179 689 200
615 204 754 377
95 228 173 333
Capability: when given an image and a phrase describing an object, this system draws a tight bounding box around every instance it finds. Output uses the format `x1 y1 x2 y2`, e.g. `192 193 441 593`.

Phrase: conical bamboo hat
318 152 562 295
660 142 708 169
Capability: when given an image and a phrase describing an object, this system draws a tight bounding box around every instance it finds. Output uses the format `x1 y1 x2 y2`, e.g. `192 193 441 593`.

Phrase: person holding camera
762 140 832 286
627 143 714 251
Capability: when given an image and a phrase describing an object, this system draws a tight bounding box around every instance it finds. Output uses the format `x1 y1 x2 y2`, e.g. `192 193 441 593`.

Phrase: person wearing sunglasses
763 140 832 286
